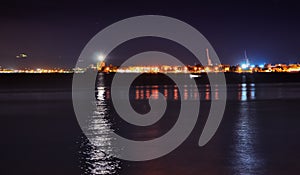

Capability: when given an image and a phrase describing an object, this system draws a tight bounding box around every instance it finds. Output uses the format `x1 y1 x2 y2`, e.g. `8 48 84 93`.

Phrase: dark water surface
1 75 300 174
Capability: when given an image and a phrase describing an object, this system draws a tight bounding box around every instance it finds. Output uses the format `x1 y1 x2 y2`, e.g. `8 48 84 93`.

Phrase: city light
98 54 105 61
241 64 248 69
0 61 299 74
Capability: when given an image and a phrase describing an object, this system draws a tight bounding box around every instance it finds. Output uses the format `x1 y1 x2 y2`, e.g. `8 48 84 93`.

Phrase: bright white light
241 64 248 69
259 64 264 68
251 65 255 68
98 54 105 61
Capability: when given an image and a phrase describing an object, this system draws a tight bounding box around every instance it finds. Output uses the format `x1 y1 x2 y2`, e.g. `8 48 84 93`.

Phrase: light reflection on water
79 83 258 174
100 83 260 102
238 83 256 101
125 83 300 101
232 102 264 175
78 80 300 174
79 86 120 175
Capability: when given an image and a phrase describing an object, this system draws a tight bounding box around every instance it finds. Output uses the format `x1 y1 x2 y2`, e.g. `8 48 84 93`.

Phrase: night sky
1 0 300 68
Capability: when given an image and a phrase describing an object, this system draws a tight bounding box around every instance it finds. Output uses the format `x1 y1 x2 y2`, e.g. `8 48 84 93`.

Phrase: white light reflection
80 84 120 175
239 83 256 101
232 102 264 174
241 84 247 101
250 84 256 100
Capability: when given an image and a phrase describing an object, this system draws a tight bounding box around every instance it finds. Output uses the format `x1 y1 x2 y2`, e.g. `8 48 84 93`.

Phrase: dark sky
1 0 300 68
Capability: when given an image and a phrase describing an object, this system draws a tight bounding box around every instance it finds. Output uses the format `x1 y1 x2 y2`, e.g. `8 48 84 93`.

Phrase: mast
244 50 250 66
206 48 212 66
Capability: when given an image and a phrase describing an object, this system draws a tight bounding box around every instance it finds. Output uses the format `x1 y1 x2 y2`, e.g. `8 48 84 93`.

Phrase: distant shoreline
0 72 300 91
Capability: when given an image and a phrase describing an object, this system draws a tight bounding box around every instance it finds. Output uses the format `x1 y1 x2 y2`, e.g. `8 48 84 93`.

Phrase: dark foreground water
1 74 300 174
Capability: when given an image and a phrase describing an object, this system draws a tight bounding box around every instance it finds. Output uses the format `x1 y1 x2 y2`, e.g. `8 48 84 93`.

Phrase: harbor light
98 54 105 61
241 64 248 69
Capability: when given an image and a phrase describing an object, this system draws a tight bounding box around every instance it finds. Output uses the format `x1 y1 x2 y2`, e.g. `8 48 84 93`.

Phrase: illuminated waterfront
1 62 300 74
